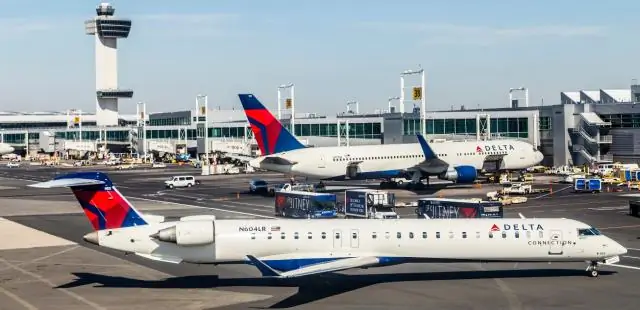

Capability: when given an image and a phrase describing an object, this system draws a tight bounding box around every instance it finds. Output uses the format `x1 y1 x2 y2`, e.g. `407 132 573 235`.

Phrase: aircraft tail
238 94 305 155
29 172 147 230
416 134 437 159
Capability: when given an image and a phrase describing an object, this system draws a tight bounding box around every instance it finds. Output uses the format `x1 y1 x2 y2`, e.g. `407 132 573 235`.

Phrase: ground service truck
415 198 504 219
275 191 338 219
344 189 399 219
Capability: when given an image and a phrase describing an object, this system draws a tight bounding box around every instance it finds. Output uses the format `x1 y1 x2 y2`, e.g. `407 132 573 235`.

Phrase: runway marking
608 263 640 271
510 200 613 210
0 245 80 273
130 196 275 219
0 285 38 310
622 255 640 260
531 185 572 199
598 224 640 230
0 258 107 310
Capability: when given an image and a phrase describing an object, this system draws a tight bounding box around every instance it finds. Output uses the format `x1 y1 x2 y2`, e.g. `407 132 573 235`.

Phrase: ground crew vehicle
630 200 640 217
275 191 338 219
574 178 602 193
500 182 532 195
344 189 399 219
164 175 200 189
415 198 504 219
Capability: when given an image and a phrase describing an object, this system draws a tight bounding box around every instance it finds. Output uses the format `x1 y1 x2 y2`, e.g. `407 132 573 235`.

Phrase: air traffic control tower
85 3 133 127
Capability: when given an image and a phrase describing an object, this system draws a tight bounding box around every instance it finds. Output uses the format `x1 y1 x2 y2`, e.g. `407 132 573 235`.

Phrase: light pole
388 96 400 112
509 87 528 108
278 83 295 134
346 100 359 114
196 94 208 161
400 67 426 135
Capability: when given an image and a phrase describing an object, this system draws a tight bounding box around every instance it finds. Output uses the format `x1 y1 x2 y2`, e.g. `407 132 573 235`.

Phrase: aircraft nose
535 150 543 163
613 242 628 256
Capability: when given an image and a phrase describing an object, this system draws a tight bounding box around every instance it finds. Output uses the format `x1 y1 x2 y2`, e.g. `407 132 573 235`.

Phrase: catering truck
274 191 338 219
415 198 504 219
344 189 399 219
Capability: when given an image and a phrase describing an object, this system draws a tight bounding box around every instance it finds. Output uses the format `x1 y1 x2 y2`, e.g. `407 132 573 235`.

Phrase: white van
164 176 200 189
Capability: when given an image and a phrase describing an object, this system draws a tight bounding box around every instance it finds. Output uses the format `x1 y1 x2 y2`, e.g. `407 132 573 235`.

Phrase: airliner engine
439 166 477 183
150 221 214 246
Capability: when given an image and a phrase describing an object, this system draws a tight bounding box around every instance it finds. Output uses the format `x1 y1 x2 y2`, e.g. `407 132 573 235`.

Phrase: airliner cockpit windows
578 228 602 236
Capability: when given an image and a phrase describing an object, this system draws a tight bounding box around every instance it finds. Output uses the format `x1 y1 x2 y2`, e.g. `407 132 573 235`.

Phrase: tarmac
0 165 639 309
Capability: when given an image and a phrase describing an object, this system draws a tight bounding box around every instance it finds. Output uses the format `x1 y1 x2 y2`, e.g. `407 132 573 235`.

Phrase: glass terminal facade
403 117 530 138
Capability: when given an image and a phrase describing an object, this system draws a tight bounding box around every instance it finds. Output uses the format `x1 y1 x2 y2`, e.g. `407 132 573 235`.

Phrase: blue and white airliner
31 172 626 278
235 94 544 187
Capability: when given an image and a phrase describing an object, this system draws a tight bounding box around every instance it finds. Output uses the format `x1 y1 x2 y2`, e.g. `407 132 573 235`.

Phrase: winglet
246 255 282 277
416 134 437 159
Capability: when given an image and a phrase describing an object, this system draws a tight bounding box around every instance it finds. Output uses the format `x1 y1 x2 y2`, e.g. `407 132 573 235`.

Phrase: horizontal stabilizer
262 156 297 166
247 255 380 278
135 253 183 264
29 178 106 189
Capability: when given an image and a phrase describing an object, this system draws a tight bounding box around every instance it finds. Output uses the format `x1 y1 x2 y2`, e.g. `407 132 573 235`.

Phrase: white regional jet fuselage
87 218 625 277
251 139 543 181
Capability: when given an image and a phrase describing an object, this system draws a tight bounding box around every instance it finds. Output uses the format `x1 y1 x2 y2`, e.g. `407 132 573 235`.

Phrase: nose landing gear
586 261 599 277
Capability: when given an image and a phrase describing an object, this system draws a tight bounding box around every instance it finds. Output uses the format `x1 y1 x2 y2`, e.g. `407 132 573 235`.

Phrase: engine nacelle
151 220 214 247
179 215 216 221
439 166 477 184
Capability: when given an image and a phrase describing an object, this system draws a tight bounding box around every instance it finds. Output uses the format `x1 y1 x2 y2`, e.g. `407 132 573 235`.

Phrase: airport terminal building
3 83 640 167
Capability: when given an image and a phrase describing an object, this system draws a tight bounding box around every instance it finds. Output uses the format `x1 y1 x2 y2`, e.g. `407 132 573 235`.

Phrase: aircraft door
548 230 563 255
318 154 326 168
350 229 359 248
333 229 343 248
346 164 359 179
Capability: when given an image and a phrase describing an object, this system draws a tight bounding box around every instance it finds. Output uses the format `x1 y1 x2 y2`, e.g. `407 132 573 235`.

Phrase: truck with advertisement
415 198 504 219
344 189 399 219
274 191 338 219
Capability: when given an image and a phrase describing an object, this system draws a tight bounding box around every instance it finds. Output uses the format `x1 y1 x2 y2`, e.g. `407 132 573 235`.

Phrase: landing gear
586 261 599 277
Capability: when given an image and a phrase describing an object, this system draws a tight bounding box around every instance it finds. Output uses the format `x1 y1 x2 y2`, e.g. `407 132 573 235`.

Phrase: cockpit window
578 228 602 236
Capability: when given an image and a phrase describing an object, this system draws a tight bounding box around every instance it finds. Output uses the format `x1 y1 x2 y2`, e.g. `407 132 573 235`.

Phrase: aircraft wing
411 134 449 174
247 255 380 278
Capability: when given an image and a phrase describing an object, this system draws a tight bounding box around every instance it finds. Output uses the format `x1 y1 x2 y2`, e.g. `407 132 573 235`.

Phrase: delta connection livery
31 172 626 278
235 94 544 188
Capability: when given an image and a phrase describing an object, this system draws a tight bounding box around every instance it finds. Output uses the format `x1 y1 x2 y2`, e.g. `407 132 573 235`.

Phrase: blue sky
1 0 638 115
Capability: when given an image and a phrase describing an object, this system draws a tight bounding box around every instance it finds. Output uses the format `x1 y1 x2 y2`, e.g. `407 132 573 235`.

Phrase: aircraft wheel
589 269 599 277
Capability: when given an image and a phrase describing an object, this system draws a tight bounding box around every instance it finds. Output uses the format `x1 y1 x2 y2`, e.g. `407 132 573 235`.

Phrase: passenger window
268 233 272 240
307 232 312 239
321 232 327 239
462 232 467 239
372 232 377 239
281 232 286 239
409 232 414 239
501 232 507 239
489 232 494 239
352 232 357 239
335 232 340 239
515 231 520 238
385 232 390 239
436 232 441 239
422 232 427 239
397 232 402 239
251 233 256 240
294 232 299 240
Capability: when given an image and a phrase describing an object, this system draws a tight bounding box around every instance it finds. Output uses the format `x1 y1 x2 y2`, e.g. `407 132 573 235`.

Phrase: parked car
249 179 269 194
152 162 166 168
165 176 200 189
6 162 20 168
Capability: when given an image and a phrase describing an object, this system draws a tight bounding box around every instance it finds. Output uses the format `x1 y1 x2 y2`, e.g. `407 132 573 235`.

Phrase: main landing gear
586 261 599 277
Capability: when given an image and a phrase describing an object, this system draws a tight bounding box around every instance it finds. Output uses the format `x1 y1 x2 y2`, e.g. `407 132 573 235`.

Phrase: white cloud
0 18 53 37
136 13 239 24
358 22 606 45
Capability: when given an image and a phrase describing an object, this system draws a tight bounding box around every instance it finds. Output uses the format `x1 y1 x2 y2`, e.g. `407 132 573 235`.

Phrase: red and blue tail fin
238 94 305 155
29 172 147 230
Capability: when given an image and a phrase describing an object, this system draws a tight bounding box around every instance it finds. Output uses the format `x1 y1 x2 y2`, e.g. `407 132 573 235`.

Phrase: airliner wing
412 134 449 174
247 255 380 278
